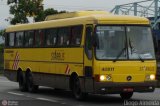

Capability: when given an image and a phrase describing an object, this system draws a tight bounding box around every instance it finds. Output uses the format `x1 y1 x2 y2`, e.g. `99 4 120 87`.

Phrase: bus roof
45 10 110 21
6 11 150 33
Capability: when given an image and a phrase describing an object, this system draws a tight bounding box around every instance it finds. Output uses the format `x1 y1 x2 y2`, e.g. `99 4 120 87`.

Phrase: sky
0 0 142 29
0 0 146 44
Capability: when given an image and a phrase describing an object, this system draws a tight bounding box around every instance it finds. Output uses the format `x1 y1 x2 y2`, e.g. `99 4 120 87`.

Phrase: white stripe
0 81 12 82
8 92 24 96
65 66 69 74
36 98 58 103
66 66 70 74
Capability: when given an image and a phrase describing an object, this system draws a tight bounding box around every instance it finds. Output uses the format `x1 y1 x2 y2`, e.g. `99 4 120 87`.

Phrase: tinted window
85 26 93 59
5 33 9 47
25 31 34 47
57 27 70 46
45 29 57 46
35 30 44 47
70 26 82 45
15 32 24 47
9 33 15 47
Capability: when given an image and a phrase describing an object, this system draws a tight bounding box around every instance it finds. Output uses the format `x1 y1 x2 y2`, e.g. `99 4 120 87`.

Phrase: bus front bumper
92 81 157 94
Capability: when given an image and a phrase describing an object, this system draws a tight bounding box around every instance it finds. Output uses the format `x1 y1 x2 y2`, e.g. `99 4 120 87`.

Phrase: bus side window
35 30 44 47
5 33 9 47
70 25 82 45
9 33 15 47
57 27 70 46
15 32 24 47
85 26 93 59
25 31 34 47
45 29 57 46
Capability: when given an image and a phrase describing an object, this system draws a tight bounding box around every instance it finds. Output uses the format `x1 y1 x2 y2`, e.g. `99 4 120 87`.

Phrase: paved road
0 75 159 106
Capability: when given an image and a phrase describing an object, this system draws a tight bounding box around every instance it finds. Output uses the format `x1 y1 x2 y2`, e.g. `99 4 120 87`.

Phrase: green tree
7 0 66 24
34 8 66 22
7 0 43 25
0 29 5 40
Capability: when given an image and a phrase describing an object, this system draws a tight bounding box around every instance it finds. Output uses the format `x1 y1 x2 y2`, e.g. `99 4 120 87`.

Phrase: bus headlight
150 74 155 80
146 74 155 80
100 75 105 81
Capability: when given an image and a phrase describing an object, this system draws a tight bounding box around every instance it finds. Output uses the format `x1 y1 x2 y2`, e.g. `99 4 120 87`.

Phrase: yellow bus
4 11 157 100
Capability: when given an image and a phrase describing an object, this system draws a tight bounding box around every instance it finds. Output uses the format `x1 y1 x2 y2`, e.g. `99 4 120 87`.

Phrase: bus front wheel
120 92 133 100
73 76 87 100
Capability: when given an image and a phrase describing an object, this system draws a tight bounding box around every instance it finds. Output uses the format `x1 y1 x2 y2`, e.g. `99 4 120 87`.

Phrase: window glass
96 26 126 60
85 26 93 59
45 29 57 46
15 32 24 47
9 33 15 47
57 27 70 46
25 31 34 47
127 26 155 59
5 33 9 47
71 26 82 45
35 30 44 47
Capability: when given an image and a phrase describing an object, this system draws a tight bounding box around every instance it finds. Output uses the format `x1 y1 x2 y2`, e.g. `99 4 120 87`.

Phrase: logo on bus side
51 50 65 61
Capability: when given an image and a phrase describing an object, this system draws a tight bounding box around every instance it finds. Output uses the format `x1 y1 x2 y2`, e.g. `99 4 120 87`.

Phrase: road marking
8 92 24 96
0 81 12 83
36 97 58 103
61 102 66 105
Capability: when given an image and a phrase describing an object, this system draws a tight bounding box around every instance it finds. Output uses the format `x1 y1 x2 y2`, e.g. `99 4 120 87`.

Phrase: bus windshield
95 25 155 60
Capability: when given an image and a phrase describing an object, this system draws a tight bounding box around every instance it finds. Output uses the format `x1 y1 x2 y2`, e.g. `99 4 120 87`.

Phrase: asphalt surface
0 75 160 106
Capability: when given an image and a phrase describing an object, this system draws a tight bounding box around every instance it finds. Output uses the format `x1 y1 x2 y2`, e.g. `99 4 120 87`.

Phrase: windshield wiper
113 42 127 62
128 38 144 62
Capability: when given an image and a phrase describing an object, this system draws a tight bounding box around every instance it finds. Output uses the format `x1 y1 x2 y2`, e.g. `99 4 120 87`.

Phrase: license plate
123 88 133 92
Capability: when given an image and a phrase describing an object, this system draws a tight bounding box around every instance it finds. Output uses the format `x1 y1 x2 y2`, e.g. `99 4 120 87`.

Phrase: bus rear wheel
18 71 27 92
120 92 133 100
26 72 38 93
73 76 87 100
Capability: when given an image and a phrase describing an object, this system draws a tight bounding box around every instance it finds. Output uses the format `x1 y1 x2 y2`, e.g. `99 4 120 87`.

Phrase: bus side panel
4 48 84 90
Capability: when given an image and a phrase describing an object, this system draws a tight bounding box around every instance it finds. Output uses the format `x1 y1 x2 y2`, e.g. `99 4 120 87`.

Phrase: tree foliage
7 0 43 25
0 29 5 39
7 0 67 24
35 8 66 22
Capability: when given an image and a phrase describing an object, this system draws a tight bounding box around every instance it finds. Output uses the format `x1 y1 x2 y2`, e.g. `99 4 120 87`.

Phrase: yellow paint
94 60 156 82
4 11 156 84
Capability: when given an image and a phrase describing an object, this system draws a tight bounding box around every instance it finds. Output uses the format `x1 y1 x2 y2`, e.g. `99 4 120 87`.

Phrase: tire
26 72 38 93
18 71 27 92
73 76 87 100
120 92 133 100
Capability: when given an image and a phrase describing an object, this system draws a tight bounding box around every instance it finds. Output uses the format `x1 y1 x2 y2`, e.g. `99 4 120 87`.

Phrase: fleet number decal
51 50 65 61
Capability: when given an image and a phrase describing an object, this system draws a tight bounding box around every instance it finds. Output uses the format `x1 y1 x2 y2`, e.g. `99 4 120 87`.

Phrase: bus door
84 25 94 92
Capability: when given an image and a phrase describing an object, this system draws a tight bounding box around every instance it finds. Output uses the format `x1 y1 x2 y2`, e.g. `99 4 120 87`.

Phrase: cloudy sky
0 0 142 29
